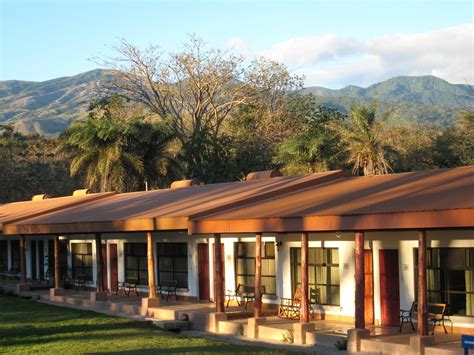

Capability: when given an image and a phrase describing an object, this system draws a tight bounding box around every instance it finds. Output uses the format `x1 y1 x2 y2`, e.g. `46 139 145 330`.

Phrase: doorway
101 244 108 291
379 249 400 326
109 244 118 292
198 243 210 301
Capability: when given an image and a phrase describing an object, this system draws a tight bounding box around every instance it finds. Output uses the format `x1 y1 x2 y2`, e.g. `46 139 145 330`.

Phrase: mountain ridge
1 69 473 135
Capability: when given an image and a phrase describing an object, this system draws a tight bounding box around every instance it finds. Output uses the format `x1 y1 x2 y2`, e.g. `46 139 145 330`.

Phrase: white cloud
253 24 474 88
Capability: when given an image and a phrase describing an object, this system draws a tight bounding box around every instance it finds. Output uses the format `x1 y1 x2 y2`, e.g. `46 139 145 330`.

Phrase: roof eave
188 209 474 234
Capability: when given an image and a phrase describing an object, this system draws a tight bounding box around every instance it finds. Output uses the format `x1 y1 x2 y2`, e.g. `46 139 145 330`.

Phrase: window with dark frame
235 241 276 295
290 247 340 306
71 243 93 281
0 240 7 270
414 247 474 317
156 243 188 289
124 243 148 285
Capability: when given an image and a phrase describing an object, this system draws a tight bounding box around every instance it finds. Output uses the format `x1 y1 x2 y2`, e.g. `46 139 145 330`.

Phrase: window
11 240 20 269
71 243 93 281
124 243 148 285
235 242 276 295
156 243 188 288
290 247 340 306
0 241 7 270
414 248 474 316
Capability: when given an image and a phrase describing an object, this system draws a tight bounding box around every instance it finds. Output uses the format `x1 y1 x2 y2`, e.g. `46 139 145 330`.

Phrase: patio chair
116 277 139 296
157 280 178 301
225 284 265 308
278 287 315 319
73 274 87 291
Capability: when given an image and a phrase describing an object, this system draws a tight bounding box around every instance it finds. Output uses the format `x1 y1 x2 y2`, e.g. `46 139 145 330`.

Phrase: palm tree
60 96 179 192
275 106 346 174
338 103 392 176
60 116 143 192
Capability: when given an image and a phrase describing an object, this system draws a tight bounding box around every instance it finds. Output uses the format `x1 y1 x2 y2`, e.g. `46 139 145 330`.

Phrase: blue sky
1 0 473 87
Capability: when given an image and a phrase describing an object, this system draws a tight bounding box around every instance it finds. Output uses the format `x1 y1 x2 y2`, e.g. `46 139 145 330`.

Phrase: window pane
331 249 339 265
331 266 340 285
448 270 466 292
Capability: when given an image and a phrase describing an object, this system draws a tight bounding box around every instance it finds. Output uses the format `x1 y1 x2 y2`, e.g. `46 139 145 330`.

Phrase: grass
0 295 294 354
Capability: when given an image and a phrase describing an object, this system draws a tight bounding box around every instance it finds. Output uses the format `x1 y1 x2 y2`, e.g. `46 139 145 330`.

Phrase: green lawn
0 295 293 354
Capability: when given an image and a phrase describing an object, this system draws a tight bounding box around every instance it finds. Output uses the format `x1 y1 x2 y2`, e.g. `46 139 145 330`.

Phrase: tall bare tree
102 37 303 180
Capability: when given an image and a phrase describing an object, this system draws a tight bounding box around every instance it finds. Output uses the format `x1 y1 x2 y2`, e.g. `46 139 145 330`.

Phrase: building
0 166 473 347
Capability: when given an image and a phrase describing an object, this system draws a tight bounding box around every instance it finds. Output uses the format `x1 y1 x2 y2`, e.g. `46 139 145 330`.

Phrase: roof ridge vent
170 179 201 189
72 189 92 196
31 194 50 201
245 170 283 181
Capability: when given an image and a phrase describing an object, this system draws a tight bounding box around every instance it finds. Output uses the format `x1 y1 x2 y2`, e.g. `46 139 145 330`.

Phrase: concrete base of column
49 288 64 299
347 328 370 352
90 291 107 302
247 317 266 339
409 335 435 355
16 283 30 293
208 312 227 333
141 297 161 316
293 322 316 344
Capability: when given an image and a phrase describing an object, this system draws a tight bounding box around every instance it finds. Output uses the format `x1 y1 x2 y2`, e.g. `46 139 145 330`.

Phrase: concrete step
257 325 289 342
360 337 411 354
152 320 191 331
148 307 179 320
306 330 346 347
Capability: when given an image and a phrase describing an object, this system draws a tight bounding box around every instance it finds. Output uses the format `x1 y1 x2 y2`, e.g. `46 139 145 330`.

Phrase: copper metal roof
189 166 474 233
3 170 344 235
0 192 116 231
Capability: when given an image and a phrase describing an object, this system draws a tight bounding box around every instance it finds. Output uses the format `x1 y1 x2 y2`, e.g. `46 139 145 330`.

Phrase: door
198 243 210 301
101 244 108 291
379 249 400 326
109 244 118 292
364 250 374 324
212 243 225 301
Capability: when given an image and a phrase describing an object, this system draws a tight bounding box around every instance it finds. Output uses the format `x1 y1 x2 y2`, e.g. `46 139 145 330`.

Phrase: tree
103 38 303 181
338 103 392 176
275 103 346 174
60 96 178 192
0 125 81 203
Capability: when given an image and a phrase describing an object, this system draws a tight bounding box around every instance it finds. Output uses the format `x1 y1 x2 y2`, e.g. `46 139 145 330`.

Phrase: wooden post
214 233 225 313
355 231 365 329
300 232 309 323
20 236 26 283
95 233 104 292
54 235 61 289
147 232 157 299
418 230 428 336
255 233 262 317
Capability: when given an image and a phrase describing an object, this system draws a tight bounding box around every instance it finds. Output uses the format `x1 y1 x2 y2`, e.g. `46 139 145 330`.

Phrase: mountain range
0 69 473 135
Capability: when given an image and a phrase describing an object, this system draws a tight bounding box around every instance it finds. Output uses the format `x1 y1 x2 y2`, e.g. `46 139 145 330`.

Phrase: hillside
0 71 473 135
0 69 114 135
303 76 473 125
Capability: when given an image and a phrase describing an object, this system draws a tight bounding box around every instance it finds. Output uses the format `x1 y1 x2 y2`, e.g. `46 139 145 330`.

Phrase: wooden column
54 235 61 289
417 230 428 336
147 232 157 299
20 236 26 283
300 232 309 323
355 231 365 329
254 233 263 317
214 233 225 313
95 233 104 292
